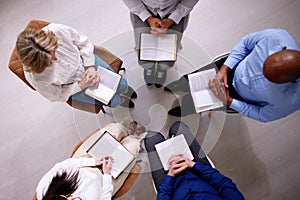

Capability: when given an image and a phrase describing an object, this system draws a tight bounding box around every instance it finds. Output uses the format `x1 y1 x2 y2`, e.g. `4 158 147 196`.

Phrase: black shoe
144 63 155 87
154 64 167 88
120 97 135 108
168 106 182 117
168 106 196 117
123 86 137 99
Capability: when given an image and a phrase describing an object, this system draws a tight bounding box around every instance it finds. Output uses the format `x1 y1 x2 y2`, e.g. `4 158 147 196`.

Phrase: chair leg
119 67 126 72
101 107 106 114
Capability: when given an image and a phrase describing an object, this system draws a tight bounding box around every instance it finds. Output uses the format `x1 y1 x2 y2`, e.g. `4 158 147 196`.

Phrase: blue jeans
70 54 128 107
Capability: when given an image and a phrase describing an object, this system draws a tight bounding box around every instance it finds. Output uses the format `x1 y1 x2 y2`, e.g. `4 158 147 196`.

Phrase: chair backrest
8 20 123 114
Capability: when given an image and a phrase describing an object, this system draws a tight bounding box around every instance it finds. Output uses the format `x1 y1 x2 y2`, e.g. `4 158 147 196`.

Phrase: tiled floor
0 0 299 199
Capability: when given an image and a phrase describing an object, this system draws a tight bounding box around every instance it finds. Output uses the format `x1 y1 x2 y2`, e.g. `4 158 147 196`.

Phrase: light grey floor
0 0 299 199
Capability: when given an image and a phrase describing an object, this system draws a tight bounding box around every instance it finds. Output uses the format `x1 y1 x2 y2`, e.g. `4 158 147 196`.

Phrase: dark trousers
144 121 210 191
130 12 189 69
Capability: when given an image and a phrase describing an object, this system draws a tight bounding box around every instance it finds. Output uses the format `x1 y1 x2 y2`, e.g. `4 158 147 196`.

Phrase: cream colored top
24 23 95 102
36 158 113 200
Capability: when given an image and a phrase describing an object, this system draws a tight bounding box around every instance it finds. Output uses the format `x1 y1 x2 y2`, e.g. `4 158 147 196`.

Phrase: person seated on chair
16 23 137 108
144 121 245 199
166 28 300 122
122 0 199 88
36 156 113 200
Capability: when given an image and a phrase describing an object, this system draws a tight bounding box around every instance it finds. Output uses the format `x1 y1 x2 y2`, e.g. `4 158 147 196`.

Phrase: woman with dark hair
36 156 113 200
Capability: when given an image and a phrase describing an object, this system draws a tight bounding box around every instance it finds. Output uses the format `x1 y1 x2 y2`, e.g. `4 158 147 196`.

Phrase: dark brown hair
42 170 81 200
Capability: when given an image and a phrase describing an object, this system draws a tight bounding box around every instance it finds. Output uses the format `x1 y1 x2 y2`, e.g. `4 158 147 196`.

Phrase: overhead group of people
14 0 299 199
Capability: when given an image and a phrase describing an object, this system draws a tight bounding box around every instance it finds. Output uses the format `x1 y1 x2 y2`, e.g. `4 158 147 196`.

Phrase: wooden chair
32 129 141 200
8 19 124 114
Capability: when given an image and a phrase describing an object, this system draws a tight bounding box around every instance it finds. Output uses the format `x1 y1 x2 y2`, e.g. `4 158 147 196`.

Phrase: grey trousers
130 12 189 69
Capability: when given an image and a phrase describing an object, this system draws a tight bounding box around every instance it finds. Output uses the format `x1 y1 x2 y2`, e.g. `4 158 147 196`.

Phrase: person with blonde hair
16 23 137 108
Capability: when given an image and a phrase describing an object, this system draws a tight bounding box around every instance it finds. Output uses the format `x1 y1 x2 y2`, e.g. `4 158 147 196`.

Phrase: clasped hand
147 17 174 36
167 154 195 177
208 65 233 105
79 66 100 90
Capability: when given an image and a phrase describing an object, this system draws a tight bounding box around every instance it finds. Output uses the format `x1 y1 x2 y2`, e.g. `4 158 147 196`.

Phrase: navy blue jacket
157 161 245 200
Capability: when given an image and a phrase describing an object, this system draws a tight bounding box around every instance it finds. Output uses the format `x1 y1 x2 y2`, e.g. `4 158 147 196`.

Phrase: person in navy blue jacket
144 121 245 200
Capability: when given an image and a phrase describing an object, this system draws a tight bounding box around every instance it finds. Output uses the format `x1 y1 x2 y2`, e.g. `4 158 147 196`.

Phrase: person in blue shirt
166 29 300 122
144 121 245 200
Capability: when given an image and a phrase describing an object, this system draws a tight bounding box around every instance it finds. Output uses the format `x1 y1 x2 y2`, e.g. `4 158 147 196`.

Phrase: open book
188 68 223 113
86 131 135 179
139 33 177 61
155 134 194 170
85 66 121 105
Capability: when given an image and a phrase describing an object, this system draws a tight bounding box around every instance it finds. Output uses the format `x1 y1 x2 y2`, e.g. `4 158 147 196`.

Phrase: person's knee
173 121 188 128
117 78 128 94
109 95 121 108
139 60 154 69
144 131 165 151
159 61 175 69
169 121 189 137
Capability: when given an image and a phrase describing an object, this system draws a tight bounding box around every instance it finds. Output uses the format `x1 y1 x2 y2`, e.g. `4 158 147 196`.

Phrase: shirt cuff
230 99 243 112
138 10 152 22
168 12 182 24
83 55 95 67
224 57 239 69
74 82 82 93
103 174 112 184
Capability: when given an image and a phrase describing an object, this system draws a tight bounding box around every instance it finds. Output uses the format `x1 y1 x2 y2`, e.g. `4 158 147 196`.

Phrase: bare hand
167 154 195 177
78 66 100 89
161 18 174 29
146 16 166 36
216 65 230 88
99 156 113 175
208 78 233 105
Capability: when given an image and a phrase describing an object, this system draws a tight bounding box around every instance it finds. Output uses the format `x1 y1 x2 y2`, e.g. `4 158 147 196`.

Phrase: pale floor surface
0 0 300 200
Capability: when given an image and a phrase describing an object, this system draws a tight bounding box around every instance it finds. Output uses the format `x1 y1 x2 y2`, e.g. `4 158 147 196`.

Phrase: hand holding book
188 69 224 113
86 131 135 179
100 156 113 175
155 134 194 170
208 76 233 106
79 66 100 89
167 154 196 177
85 66 121 105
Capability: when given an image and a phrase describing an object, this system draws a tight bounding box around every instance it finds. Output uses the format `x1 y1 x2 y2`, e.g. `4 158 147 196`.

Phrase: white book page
155 134 194 170
140 33 176 61
140 33 159 60
192 90 214 108
85 66 121 104
188 69 223 113
88 85 114 104
87 132 134 179
97 66 121 90
157 34 177 61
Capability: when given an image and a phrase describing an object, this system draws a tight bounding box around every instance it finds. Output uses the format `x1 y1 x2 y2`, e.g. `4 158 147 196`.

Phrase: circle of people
16 1 299 200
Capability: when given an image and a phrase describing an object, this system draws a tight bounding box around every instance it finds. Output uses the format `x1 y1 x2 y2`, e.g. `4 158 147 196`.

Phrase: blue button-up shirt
224 29 300 122
157 161 245 200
